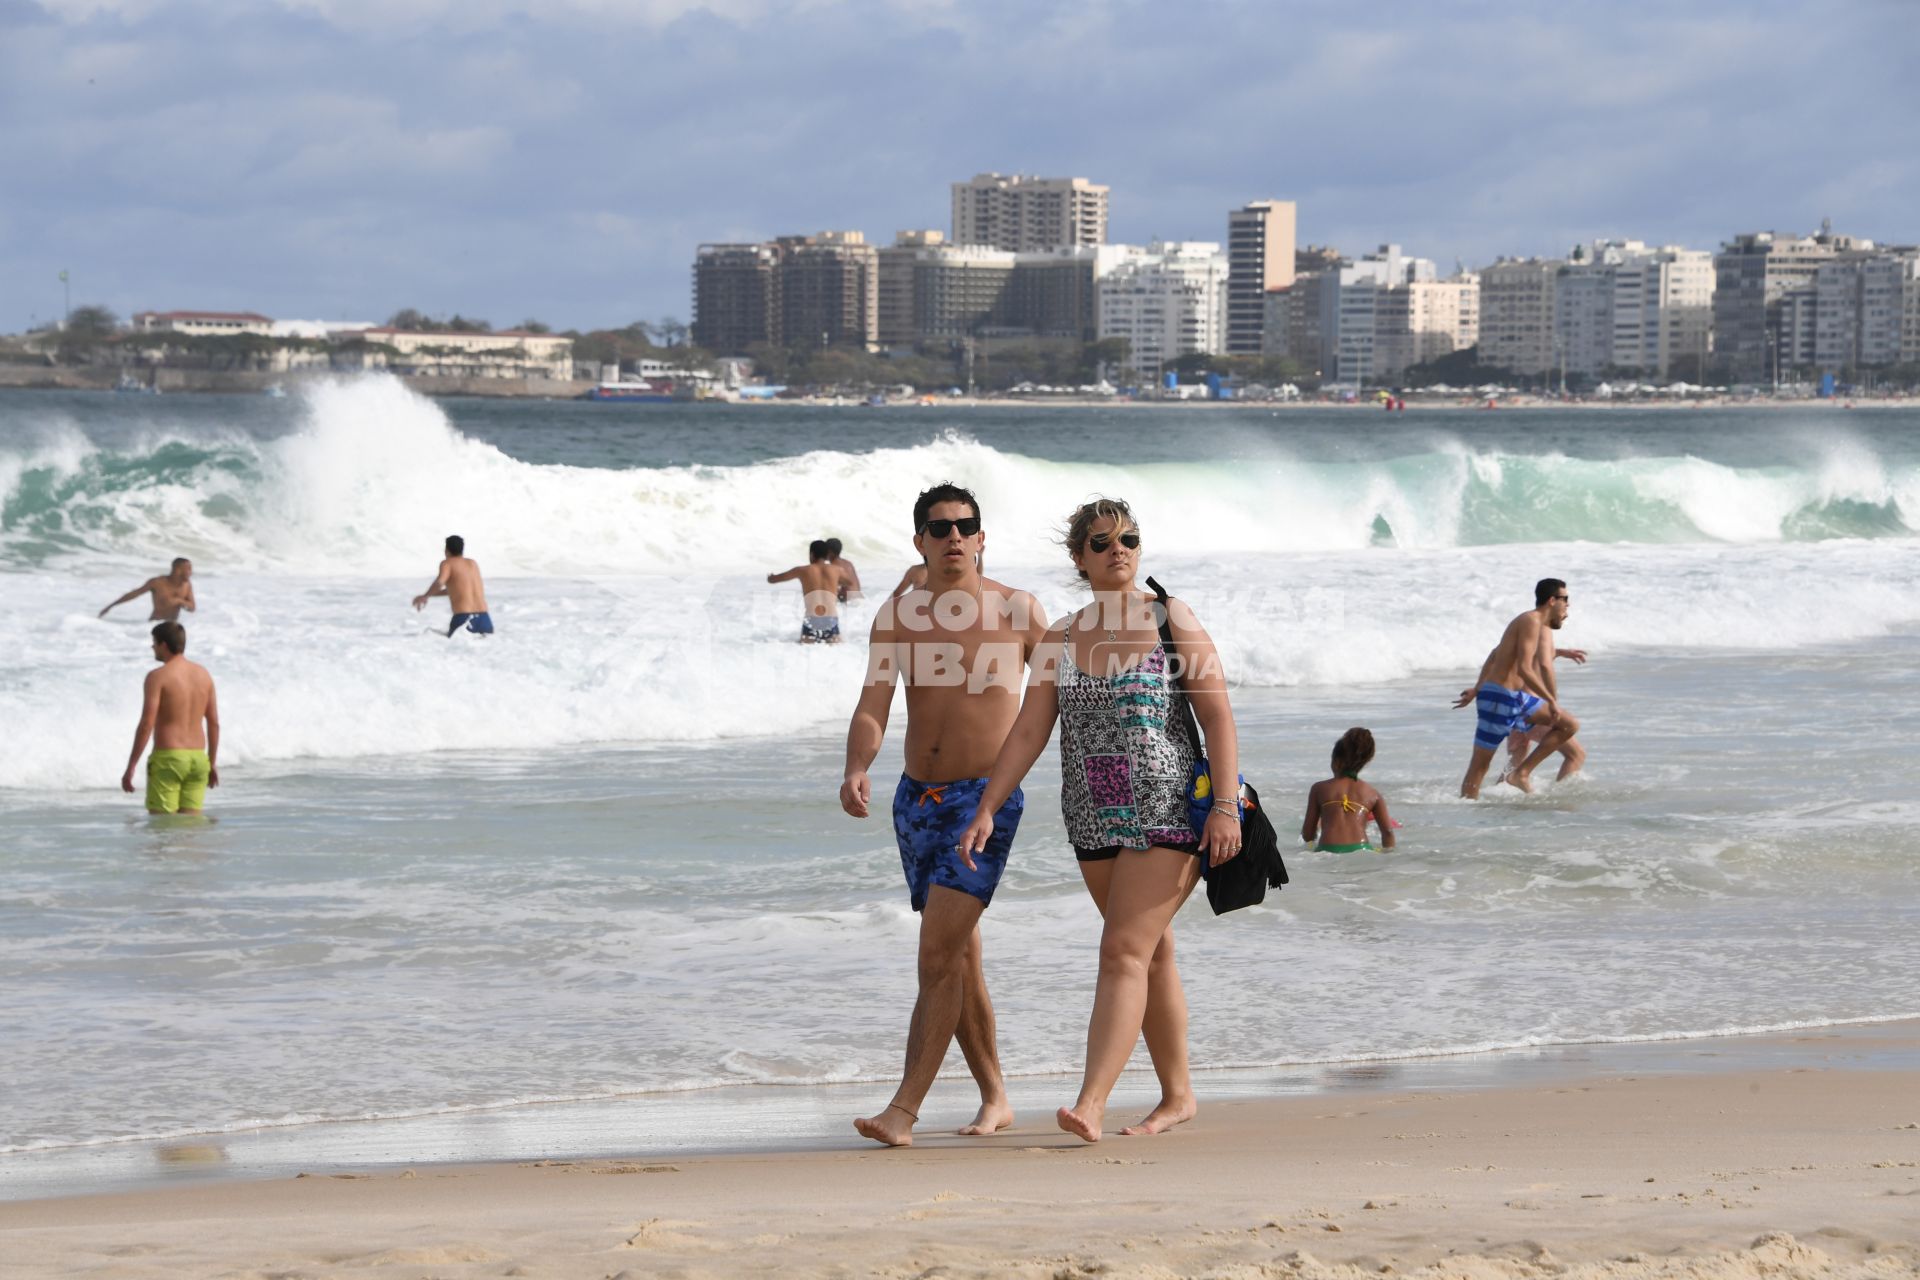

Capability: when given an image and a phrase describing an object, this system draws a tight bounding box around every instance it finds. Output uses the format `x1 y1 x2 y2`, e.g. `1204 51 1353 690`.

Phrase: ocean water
3 378 1918 1171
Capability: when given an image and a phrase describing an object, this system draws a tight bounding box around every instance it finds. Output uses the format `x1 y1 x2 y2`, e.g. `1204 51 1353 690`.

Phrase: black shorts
1074 840 1203 862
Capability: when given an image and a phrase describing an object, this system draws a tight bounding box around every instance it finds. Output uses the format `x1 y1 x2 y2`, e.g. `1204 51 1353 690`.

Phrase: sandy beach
4 1049 1916 1278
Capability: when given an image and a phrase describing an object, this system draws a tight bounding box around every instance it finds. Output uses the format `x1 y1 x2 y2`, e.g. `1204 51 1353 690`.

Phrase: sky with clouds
2 0 1915 333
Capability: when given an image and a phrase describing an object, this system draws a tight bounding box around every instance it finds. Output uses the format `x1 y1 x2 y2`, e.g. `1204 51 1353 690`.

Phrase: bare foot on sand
958 1099 1014 1136
853 1103 916 1147
1056 1104 1102 1144
1119 1095 1196 1136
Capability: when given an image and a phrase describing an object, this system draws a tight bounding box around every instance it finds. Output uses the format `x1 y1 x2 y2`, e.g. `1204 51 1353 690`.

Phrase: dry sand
3 1066 1916 1278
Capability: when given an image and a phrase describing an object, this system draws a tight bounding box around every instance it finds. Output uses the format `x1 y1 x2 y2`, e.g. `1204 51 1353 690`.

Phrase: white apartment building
1608 246 1714 378
1333 245 1441 384
1225 200 1297 354
1813 250 1920 373
351 328 574 380
1096 241 1228 377
951 174 1109 252
1478 259 1560 376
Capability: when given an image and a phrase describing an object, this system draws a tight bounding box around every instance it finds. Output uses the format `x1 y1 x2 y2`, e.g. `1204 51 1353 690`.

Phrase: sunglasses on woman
920 516 982 538
1088 531 1140 553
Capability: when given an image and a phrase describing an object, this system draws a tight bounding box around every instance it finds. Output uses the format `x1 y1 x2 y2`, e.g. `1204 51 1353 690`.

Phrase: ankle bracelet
886 1102 919 1122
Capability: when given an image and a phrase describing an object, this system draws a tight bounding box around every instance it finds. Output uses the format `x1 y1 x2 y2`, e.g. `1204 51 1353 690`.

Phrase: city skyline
3 0 1916 334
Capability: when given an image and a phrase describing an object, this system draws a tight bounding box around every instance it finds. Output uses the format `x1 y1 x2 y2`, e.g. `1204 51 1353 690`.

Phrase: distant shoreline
2 365 1913 409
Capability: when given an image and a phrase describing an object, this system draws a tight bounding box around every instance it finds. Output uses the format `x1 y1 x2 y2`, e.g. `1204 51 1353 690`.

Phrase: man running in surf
1455 578 1583 798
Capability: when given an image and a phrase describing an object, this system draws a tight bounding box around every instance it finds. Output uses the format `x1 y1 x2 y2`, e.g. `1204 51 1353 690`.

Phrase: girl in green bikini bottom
1301 727 1396 854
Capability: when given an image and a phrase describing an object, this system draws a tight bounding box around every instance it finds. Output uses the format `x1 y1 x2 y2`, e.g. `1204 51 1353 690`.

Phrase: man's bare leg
952 923 1014 1136
854 886 986 1147
1460 745 1500 799
1506 711 1580 793
1554 735 1587 781
1079 859 1196 1136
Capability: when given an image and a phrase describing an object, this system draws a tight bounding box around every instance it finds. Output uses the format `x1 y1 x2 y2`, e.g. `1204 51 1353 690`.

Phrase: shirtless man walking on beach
413 535 493 636
842 483 1049 1146
768 540 854 643
122 621 220 814
1455 578 1582 798
99 557 196 621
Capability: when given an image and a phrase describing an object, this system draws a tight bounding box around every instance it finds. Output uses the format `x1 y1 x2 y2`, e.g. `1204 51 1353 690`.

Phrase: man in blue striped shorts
1454 579 1583 798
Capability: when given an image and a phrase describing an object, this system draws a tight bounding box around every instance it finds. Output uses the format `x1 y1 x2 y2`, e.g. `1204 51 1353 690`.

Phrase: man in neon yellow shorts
122 621 221 814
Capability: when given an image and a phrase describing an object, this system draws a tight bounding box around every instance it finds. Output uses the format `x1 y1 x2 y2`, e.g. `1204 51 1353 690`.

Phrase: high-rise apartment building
692 233 878 353
1713 225 1872 382
1225 200 1297 354
1607 245 1715 378
691 242 782 354
1812 249 1920 374
1478 259 1561 376
951 174 1109 252
875 231 1017 347
1265 269 1342 375
1096 241 1228 376
776 231 879 352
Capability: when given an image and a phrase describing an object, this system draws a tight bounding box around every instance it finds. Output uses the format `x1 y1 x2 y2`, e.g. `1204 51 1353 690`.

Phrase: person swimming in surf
1301 728 1395 853
1454 578 1582 797
100 558 196 622
823 538 862 603
412 535 493 636
767 540 854 642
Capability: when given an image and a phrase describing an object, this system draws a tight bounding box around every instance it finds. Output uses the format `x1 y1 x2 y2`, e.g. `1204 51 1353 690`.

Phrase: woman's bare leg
1059 847 1201 1143
1076 858 1197 1135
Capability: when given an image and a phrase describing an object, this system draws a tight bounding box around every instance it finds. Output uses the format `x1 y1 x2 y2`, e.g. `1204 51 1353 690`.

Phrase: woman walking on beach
959 498 1242 1142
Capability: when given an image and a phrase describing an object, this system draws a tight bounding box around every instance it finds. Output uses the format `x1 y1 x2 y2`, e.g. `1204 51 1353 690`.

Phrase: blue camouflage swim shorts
893 775 1022 912
1474 682 1545 751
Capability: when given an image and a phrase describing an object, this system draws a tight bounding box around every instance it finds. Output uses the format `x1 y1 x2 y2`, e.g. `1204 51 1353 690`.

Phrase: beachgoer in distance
768 540 855 643
841 483 1050 1146
824 538 862 603
1301 728 1395 853
889 564 929 598
100 557 196 621
122 622 220 814
959 497 1242 1144
1455 578 1581 798
413 535 493 636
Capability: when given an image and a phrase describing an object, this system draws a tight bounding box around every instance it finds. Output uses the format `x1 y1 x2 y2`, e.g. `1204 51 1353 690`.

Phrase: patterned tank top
1056 614 1199 851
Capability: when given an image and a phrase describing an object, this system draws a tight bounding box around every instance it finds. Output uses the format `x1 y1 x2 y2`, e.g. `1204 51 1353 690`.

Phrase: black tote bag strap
1145 575 1205 760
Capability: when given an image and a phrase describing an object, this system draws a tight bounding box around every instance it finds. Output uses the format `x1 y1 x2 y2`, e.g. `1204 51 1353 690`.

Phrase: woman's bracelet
1208 805 1241 822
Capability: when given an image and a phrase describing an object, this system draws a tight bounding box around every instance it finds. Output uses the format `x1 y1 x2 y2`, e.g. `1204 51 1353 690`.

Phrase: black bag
1145 577 1289 915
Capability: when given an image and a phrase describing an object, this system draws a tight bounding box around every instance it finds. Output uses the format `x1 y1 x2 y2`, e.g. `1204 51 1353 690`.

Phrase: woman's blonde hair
1063 497 1138 582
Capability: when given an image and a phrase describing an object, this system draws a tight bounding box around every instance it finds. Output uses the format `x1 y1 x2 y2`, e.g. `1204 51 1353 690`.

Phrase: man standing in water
1456 578 1582 797
767 540 854 642
413 535 493 636
823 538 862 602
122 622 220 814
99 557 196 621
841 483 1049 1146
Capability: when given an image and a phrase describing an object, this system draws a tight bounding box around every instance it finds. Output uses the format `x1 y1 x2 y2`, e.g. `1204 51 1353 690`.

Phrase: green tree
518 319 552 334
386 308 431 331
57 304 119 363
